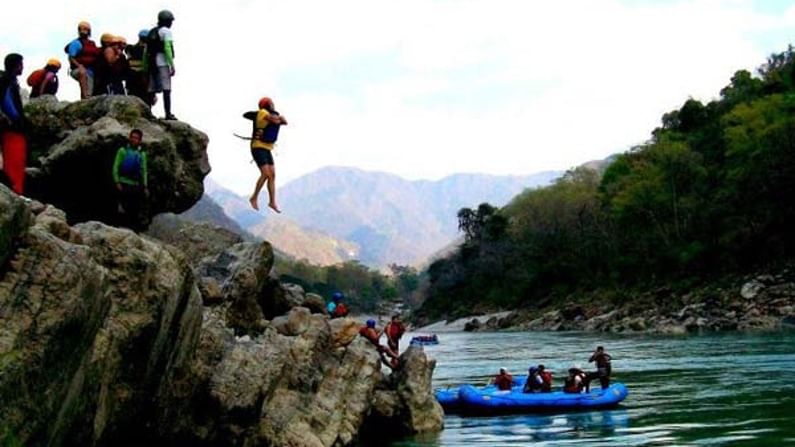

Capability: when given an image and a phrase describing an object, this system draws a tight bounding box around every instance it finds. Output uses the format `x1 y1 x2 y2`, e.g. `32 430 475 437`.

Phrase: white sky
2 0 794 196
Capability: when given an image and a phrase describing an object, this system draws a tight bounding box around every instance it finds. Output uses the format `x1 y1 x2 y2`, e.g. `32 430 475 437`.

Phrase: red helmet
258 97 273 109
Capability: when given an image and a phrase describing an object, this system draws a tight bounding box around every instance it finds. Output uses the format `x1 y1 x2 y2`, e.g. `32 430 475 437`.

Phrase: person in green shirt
112 128 149 230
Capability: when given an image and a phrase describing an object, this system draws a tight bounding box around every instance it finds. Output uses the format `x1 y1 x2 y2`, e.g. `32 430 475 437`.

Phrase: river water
389 331 795 446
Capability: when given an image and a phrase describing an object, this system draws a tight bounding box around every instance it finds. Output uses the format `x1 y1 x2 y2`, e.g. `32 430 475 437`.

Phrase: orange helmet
258 97 273 109
46 58 61 69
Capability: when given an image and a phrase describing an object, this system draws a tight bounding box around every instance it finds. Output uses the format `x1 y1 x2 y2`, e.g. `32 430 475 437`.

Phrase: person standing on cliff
144 10 177 120
245 96 287 213
66 21 100 99
585 346 612 392
359 319 399 369
112 129 149 231
0 53 29 195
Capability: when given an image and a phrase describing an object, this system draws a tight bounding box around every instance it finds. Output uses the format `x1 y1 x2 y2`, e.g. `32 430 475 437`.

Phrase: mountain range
201 167 561 267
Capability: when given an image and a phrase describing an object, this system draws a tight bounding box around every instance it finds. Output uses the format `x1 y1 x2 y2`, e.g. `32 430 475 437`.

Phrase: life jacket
26 69 45 88
146 27 175 65
564 371 586 393
252 110 281 143
333 303 348 317
326 301 337 315
386 322 404 340
119 148 143 181
65 37 100 69
495 374 513 391
540 371 553 391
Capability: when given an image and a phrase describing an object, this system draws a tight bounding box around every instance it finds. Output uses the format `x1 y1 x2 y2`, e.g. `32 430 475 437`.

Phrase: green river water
389 331 795 446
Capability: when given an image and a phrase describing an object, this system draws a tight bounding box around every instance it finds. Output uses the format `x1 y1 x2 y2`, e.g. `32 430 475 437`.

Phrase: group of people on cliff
493 346 613 394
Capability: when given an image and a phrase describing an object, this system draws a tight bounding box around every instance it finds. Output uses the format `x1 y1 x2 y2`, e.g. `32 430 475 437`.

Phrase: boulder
741 280 764 300
24 95 209 229
0 188 203 446
365 346 444 438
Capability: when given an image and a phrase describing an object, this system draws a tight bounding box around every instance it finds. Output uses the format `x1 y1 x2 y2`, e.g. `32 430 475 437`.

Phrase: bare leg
249 165 268 210
264 165 280 213
78 68 90 99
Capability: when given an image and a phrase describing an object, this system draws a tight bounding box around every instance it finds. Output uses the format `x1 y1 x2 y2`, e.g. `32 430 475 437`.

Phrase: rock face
23 95 210 229
0 186 443 446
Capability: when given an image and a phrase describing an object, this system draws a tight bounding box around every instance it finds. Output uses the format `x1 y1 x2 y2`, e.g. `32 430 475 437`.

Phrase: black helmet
158 10 175 22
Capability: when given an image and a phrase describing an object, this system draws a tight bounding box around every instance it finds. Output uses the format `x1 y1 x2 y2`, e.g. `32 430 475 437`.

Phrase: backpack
27 69 46 88
119 148 142 180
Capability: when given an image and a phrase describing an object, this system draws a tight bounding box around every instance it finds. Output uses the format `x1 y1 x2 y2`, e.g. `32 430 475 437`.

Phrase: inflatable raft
456 383 628 415
410 334 439 345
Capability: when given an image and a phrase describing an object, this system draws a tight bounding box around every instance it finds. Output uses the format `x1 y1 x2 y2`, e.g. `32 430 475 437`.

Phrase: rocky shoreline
455 269 795 334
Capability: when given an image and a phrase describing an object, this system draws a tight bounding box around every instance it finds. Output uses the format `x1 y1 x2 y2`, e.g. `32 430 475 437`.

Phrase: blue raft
456 383 628 414
410 334 439 346
435 377 528 412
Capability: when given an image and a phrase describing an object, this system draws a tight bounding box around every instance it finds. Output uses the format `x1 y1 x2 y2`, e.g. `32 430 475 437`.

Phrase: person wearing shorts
145 10 176 120
247 97 287 213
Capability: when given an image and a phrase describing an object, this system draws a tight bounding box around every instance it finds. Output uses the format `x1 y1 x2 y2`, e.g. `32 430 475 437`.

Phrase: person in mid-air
244 96 287 212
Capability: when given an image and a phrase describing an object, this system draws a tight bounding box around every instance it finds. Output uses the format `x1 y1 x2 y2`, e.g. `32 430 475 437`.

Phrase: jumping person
65 21 100 99
0 54 28 195
144 10 176 119
245 96 287 212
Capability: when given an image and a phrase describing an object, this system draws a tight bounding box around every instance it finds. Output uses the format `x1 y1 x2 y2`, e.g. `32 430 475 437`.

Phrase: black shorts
251 148 274 166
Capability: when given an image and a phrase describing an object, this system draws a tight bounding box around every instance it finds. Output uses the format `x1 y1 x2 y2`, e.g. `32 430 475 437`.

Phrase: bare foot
268 202 281 213
249 196 259 210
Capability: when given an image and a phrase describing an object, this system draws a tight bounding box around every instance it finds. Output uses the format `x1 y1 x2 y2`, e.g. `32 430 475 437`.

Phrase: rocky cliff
0 96 442 445
0 184 443 446
23 95 210 228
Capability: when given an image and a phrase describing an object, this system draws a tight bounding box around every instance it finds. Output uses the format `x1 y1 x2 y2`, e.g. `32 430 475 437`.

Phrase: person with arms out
27 58 61 99
0 53 28 195
494 367 514 391
384 314 406 354
112 129 149 231
144 10 177 120
359 319 399 369
585 346 612 392
65 21 100 99
245 96 287 213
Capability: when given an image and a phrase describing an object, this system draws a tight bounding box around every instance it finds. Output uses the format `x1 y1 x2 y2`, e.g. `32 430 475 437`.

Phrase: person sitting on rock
327 292 348 318
112 129 149 231
66 21 100 99
359 319 399 369
564 364 587 393
585 346 612 392
384 314 406 354
493 367 513 391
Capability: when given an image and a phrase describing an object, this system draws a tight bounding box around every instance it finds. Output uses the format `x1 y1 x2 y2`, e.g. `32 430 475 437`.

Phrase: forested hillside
416 47 795 321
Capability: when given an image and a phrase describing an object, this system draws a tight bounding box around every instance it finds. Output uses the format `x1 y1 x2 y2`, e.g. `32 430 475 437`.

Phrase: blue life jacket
119 148 142 180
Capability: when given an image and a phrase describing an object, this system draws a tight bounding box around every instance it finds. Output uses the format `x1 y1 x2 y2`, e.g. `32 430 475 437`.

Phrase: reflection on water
388 331 795 446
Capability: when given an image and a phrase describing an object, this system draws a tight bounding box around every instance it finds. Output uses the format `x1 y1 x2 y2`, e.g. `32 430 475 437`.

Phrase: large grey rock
0 188 203 446
24 95 210 229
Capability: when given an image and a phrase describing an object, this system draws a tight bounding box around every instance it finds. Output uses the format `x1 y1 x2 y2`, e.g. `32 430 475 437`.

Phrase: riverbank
428 265 795 334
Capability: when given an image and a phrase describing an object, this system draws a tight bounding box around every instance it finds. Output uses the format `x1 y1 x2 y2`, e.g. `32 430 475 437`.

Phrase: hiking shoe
164 114 178 121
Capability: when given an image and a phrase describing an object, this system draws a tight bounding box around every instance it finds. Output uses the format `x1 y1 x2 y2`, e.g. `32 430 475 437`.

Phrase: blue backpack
119 148 142 179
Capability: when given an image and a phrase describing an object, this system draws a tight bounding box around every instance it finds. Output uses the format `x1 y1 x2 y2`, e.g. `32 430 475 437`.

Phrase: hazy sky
2 0 793 195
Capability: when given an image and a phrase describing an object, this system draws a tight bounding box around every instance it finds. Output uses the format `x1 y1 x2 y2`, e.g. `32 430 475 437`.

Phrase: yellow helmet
100 33 115 45
46 58 61 69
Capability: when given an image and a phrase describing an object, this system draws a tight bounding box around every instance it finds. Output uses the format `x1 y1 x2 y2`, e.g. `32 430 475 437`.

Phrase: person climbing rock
112 129 149 231
0 53 29 195
327 292 348 318
244 96 287 213
27 58 61 99
384 314 406 354
65 21 100 99
359 319 399 369
144 10 177 120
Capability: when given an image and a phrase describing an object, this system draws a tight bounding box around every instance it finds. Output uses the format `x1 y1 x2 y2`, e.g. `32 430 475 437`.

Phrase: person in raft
0 53 29 195
493 367 513 390
585 345 612 392
244 96 287 212
359 319 399 369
